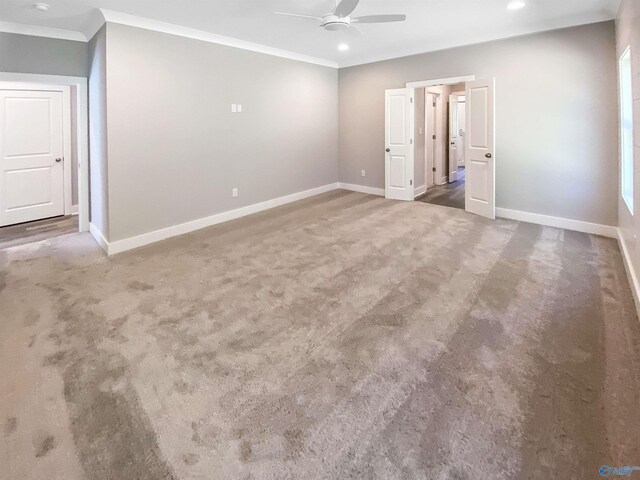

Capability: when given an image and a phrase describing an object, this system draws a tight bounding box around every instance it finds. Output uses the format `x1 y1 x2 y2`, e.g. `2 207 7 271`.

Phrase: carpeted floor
1 190 639 480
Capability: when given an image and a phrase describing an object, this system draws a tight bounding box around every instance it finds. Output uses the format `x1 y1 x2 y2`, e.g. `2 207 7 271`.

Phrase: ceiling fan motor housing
322 14 351 31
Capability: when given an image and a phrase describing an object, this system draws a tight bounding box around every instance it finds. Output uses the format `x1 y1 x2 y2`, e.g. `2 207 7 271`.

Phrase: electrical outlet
361 170 366 177
237 104 242 113
232 188 238 197
419 127 423 135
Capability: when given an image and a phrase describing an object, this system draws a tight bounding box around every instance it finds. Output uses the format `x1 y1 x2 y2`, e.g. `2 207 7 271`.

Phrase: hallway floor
417 167 465 210
0 215 79 250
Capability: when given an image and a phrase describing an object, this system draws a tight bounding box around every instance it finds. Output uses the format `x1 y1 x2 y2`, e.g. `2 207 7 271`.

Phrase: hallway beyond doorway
417 167 465 210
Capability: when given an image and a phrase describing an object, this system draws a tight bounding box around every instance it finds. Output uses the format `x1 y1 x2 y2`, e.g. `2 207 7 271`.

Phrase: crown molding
97 9 338 69
0 21 86 42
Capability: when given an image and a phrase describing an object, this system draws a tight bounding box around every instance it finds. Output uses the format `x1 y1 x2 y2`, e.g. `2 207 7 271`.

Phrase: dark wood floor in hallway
0 215 79 250
417 167 465 210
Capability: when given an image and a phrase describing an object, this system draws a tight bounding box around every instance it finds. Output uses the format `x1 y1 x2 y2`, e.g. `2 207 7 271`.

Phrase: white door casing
456 98 466 166
385 88 414 201
0 88 66 226
465 78 495 219
448 94 459 183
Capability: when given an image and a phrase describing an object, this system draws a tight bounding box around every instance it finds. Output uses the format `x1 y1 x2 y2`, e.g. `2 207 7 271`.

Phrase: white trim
617 228 640 317
70 205 79 215
496 208 617 238
98 9 338 68
61 86 72 215
89 223 109 254
338 182 385 197
0 21 86 42
406 76 476 89
414 185 427 198
0 73 90 233
101 183 340 255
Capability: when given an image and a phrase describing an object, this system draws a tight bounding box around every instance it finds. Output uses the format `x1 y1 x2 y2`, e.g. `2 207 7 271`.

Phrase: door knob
55 158 62 163
385 148 390 152
485 153 492 158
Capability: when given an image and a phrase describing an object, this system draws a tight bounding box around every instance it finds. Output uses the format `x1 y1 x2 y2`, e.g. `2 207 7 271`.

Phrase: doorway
417 86 466 210
0 76 89 249
384 75 495 219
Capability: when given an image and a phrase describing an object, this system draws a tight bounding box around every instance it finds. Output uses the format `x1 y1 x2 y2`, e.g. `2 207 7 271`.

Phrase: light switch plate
237 104 242 113
231 104 237 113
232 188 238 198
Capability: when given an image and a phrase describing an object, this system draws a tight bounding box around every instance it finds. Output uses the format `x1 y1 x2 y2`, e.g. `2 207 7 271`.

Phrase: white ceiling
0 0 622 67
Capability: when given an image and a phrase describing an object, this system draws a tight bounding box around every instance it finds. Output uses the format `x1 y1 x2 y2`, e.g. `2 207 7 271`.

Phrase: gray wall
339 21 619 226
98 23 338 242
0 32 88 77
616 0 640 291
88 26 109 237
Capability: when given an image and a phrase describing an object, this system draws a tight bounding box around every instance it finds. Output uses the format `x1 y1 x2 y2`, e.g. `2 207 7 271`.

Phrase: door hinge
410 180 413 185
432 167 436 172
432 135 436 140
433 102 436 107
410 139 413 144
410 97 414 103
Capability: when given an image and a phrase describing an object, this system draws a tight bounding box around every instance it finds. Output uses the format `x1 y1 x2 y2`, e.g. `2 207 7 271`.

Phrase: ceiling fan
273 0 406 33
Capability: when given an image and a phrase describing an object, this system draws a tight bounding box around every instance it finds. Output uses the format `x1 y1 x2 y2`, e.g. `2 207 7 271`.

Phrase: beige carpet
1 190 639 480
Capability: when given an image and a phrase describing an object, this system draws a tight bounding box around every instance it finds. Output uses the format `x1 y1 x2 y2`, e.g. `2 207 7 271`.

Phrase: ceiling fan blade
272 12 322 20
334 0 360 17
351 14 407 23
345 25 363 37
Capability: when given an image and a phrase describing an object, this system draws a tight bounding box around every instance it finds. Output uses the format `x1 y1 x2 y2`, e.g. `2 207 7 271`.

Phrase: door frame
0 73 89 233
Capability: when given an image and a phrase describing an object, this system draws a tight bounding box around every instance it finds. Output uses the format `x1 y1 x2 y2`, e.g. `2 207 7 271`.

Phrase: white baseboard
617 228 640 316
495 208 617 238
437 176 448 186
89 223 109 254
93 183 340 255
69 205 79 215
413 185 427 198
338 182 385 196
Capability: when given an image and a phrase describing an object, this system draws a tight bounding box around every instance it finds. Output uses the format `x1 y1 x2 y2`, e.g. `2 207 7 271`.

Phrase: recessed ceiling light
507 0 526 10
338 43 349 52
33 3 50 11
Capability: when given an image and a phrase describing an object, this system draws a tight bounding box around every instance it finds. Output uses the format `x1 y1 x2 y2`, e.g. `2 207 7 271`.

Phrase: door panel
465 79 495 219
389 156 406 188
385 88 414 201
0 90 64 226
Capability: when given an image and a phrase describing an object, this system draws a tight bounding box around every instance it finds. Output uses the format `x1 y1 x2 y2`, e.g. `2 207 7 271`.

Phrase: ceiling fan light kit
273 0 406 34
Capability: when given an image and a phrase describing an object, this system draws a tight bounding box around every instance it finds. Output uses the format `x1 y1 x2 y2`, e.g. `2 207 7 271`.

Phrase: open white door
385 88 414 201
465 79 495 219
448 94 459 183
0 89 65 226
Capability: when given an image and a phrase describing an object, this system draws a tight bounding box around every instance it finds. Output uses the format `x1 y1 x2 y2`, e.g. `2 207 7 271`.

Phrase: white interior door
465 79 495 219
385 88 414 201
425 93 436 189
0 89 65 226
457 98 466 166
448 94 458 183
